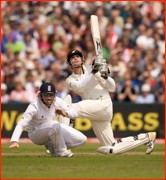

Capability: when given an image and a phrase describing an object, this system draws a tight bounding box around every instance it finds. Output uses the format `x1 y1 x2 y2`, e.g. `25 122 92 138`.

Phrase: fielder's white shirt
66 65 115 100
10 97 78 142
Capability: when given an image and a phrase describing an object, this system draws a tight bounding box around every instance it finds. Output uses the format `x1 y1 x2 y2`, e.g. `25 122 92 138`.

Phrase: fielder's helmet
66 49 85 68
40 82 57 94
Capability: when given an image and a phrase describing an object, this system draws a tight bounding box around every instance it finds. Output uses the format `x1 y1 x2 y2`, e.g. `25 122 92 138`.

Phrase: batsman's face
70 54 82 68
41 93 55 106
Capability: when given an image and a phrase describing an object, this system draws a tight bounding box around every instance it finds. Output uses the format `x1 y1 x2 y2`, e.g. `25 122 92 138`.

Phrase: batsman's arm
81 74 94 89
106 77 116 91
66 77 84 94
66 75 93 92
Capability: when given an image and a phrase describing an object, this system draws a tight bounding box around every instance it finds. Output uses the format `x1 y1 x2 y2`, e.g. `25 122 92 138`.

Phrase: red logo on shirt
42 116 44 118
67 105 71 110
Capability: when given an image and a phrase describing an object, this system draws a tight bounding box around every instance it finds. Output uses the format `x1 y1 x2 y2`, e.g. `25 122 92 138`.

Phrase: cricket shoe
60 151 74 157
96 146 113 155
145 132 156 154
45 141 56 157
46 149 72 155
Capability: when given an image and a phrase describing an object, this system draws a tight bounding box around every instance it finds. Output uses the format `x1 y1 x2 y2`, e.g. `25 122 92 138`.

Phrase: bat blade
90 15 103 57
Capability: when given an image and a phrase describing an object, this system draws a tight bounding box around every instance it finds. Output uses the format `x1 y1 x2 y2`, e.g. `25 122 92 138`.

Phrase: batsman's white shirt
66 65 115 100
10 97 77 142
66 65 116 146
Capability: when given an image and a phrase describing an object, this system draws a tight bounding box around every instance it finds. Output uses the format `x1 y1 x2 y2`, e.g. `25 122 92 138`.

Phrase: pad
59 95 72 126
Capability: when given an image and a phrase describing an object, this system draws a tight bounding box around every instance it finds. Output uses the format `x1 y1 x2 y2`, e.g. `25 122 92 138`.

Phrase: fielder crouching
60 49 157 155
8 82 87 157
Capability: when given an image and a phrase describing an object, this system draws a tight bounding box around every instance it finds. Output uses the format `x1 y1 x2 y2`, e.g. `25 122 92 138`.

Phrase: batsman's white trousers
72 96 115 146
28 121 87 156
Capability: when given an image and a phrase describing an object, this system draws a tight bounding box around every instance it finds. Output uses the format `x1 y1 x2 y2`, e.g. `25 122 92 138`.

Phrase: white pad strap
59 95 72 126
111 133 149 155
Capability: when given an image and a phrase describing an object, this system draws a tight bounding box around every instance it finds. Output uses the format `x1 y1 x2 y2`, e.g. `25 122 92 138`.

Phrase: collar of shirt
72 65 88 76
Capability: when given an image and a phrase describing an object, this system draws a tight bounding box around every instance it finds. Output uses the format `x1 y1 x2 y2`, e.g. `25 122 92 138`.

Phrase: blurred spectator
37 46 55 69
136 27 155 50
156 72 165 92
121 35 134 64
3 47 14 62
1 23 12 48
109 91 118 103
108 52 127 76
23 33 39 53
123 23 135 45
129 67 142 88
110 66 123 88
14 61 24 76
150 61 162 78
145 64 157 88
110 7 123 36
36 63 46 81
50 63 67 83
130 49 145 75
19 61 37 86
31 80 42 102
42 70 53 83
2 64 15 93
38 29 51 49
135 84 155 104
140 1 162 18
0 1 165 104
69 90 82 103
10 81 28 103
55 80 68 100
10 51 22 71
24 73 37 103
1 83 10 103
105 21 118 49
95 7 108 34
118 72 139 93
155 21 165 40
153 27 165 62
117 79 138 103
22 47 34 63
54 49 67 70
155 88 165 104
138 70 156 94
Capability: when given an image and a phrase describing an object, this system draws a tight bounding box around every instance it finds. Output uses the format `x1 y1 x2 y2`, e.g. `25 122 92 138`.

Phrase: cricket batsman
60 49 156 155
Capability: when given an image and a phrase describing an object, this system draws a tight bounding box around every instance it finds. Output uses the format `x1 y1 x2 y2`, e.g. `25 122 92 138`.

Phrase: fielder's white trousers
28 121 87 156
72 96 115 146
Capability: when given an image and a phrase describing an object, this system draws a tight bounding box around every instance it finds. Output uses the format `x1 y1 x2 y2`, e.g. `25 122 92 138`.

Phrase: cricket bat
90 15 103 57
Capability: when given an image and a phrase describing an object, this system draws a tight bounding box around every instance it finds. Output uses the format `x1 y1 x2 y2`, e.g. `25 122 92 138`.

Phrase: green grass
1 143 165 179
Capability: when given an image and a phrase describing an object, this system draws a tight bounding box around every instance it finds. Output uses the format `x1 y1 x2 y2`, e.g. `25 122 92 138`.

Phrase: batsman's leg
96 132 156 155
72 99 115 146
91 120 115 146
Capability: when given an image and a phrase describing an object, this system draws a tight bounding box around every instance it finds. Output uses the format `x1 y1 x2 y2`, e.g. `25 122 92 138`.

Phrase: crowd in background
1 1 165 104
